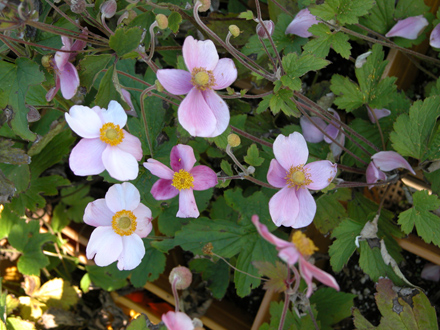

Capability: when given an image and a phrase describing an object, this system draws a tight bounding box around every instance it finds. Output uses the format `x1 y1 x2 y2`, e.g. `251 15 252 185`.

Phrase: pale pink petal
366 162 387 188
65 105 102 138
202 89 230 137
430 23 440 48
143 159 174 180
84 199 113 227
252 215 294 249
330 131 345 159
101 100 127 127
86 226 122 267
385 15 428 40
117 235 145 270
54 50 70 72
150 179 179 200
212 59 237 90
368 108 391 124
182 36 219 72
105 182 140 213
178 88 217 137
304 160 337 190
293 188 316 229
61 36 73 49
371 151 415 174
59 62 79 100
176 189 199 218
267 159 288 188
300 259 339 297
421 263 440 282
69 138 106 176
71 29 88 53
118 130 143 161
191 165 218 190
170 144 196 172
268 187 299 227
133 204 152 238
121 89 135 114
278 246 300 266
285 8 318 38
300 116 326 143
102 146 139 181
162 311 194 330
156 69 193 95
273 132 309 170
46 82 60 102
323 124 339 144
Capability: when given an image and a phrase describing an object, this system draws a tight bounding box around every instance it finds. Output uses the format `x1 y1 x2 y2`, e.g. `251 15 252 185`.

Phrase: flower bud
70 0 86 14
196 0 210 12
227 133 241 147
156 14 168 30
385 15 428 40
256 20 275 39
285 8 318 38
229 25 240 38
100 0 116 19
169 266 192 290
41 55 53 69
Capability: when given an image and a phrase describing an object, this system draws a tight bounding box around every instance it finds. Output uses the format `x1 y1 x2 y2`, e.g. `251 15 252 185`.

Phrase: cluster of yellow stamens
191 67 215 90
291 231 318 257
112 210 137 236
100 122 124 146
285 164 312 189
171 169 194 191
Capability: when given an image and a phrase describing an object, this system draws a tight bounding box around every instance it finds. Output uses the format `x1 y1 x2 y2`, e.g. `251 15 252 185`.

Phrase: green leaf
189 259 230 299
256 95 271 114
27 121 67 157
314 191 348 234
329 219 363 272
86 264 129 291
359 0 395 34
0 139 30 165
244 144 264 166
310 0 375 25
238 10 254 20
330 75 364 111
269 89 299 117
78 54 113 92
304 24 352 59
390 96 440 161
353 278 438 329
6 317 36 330
426 169 440 196
34 278 79 310
80 273 91 294
127 315 149 330
0 204 21 239
127 11 155 48
398 190 440 247
130 240 166 287
0 58 45 141
253 261 288 292
260 301 318 330
395 0 430 19
168 12 182 33
309 288 356 328
95 63 128 110
109 28 143 57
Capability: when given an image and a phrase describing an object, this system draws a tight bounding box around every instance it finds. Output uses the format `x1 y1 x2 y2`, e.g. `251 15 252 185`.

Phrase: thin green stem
140 86 157 157
220 90 273 99
211 252 267 281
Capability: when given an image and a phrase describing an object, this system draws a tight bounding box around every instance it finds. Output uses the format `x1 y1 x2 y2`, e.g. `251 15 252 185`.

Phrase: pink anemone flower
46 32 87 101
267 132 337 228
162 311 195 330
252 215 339 297
285 8 318 38
84 182 152 270
156 36 237 137
144 144 218 218
65 101 143 181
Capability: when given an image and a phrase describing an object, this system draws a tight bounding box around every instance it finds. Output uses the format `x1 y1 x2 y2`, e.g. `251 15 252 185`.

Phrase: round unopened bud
155 80 164 92
41 55 53 69
229 25 240 38
70 0 86 14
256 20 275 39
169 266 192 290
100 0 116 19
227 133 241 147
156 14 168 30
196 0 210 12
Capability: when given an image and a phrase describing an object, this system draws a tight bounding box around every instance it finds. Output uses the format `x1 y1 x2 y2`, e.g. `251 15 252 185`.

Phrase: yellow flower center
171 169 194 191
285 164 312 189
191 67 215 90
291 231 318 257
100 122 124 146
112 210 137 236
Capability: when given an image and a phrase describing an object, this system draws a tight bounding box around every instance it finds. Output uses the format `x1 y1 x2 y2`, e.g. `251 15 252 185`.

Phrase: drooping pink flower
368 108 391 124
267 132 337 228
421 263 440 282
65 100 143 181
300 116 326 143
256 20 275 39
285 8 318 38
156 36 237 137
84 182 152 270
252 215 339 297
430 23 440 48
162 311 194 330
366 151 416 188
46 32 87 101
143 144 218 218
385 15 428 40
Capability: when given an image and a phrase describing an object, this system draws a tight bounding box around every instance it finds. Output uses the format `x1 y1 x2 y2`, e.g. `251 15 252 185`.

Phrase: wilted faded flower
256 20 275 39
385 15 428 40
